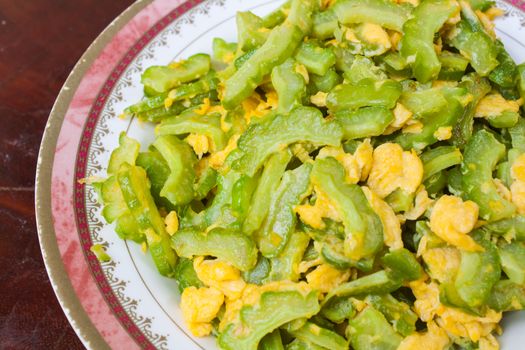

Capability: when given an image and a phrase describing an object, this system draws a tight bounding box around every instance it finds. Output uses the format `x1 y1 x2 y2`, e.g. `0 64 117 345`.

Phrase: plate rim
34 1 152 348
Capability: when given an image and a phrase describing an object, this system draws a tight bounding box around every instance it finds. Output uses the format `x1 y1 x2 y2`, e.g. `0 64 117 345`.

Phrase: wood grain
0 1 133 348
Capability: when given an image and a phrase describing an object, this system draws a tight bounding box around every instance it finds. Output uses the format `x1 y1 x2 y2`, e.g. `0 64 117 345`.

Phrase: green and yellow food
94 0 525 348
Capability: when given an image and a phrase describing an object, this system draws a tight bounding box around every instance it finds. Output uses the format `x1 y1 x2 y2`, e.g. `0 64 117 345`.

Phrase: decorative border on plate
500 0 525 25
72 1 235 348
506 0 525 15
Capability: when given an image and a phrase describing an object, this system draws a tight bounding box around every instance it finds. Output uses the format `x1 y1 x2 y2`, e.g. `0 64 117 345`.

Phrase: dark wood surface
0 1 133 348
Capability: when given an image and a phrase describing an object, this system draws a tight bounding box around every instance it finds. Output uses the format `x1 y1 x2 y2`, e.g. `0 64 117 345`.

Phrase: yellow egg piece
164 210 179 236
410 279 443 322
209 134 239 170
397 321 450 350
429 195 483 252
403 186 434 221
295 188 341 230
433 126 452 141
317 146 361 184
306 264 350 293
367 143 423 198
354 139 374 181
475 93 521 118
193 257 246 300
180 286 224 337
384 103 413 135
186 133 210 158
422 247 460 283
362 186 403 249
511 181 525 215
511 154 525 182
360 23 391 49
437 307 501 343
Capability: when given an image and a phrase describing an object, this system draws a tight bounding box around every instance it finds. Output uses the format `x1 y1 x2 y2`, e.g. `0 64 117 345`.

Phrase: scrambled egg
164 211 179 236
397 321 449 350
298 258 323 274
511 154 525 214
394 0 420 6
362 186 403 249
295 188 341 230
446 1 462 25
384 103 413 135
485 7 505 20
402 121 424 134
437 307 501 342
194 97 212 115
209 134 240 170
320 0 337 9
410 279 502 344
367 143 423 198
475 9 496 38
241 92 277 124
433 126 452 141
355 139 374 181
310 91 328 107
410 279 442 322
479 334 500 350
180 286 224 337
475 93 521 118
317 140 373 183
403 186 434 221
318 147 361 184
186 133 210 158
494 178 512 202
265 91 279 109
344 26 360 43
429 195 483 252
421 247 460 283
389 31 402 50
359 23 392 51
295 64 310 83
193 257 246 299
305 264 351 293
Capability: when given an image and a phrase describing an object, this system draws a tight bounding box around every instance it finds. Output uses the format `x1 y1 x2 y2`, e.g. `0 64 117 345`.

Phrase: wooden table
0 1 133 348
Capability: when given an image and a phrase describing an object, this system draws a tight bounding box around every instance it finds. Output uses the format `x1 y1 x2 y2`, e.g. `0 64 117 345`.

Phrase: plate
35 0 525 349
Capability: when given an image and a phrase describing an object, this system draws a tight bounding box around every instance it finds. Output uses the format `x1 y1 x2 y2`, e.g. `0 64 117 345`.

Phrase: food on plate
93 0 525 348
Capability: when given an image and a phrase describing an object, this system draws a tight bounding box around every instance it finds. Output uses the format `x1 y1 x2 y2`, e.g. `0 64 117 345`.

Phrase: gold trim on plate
35 1 152 349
